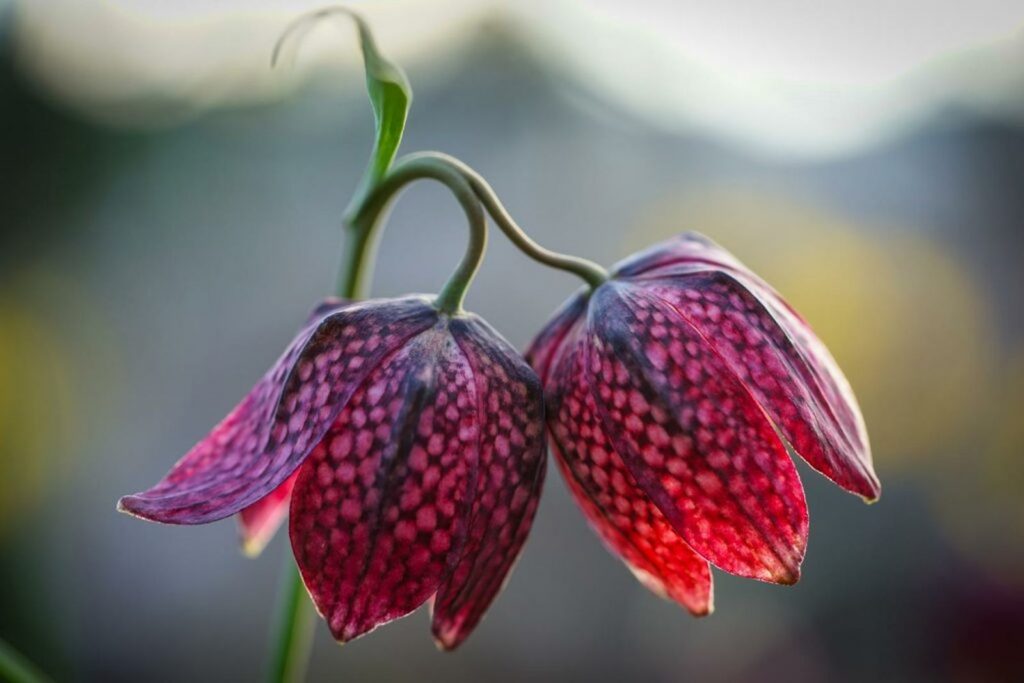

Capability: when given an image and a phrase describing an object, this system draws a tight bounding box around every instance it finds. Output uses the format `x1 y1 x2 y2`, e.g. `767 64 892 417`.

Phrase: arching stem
419 152 609 289
349 155 489 314
346 152 609 294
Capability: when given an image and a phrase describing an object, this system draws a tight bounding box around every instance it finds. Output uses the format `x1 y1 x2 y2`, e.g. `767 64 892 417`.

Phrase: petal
289 325 478 643
613 232 876 500
237 470 299 557
612 232 740 278
118 296 438 524
431 316 547 650
639 272 879 500
525 289 587 383
305 297 349 324
233 297 351 555
546 330 712 614
586 284 809 584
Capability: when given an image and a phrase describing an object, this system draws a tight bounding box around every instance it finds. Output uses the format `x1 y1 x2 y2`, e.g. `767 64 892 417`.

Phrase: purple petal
289 325 478 643
118 297 438 524
612 232 740 279
431 317 546 650
235 297 350 556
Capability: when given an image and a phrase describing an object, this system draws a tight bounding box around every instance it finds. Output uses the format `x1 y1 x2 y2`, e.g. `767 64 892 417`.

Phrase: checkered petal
118 296 438 524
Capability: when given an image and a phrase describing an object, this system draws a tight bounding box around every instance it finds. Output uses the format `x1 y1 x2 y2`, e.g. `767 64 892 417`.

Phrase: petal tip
431 622 468 652
690 600 714 618
843 468 881 503
240 536 267 558
775 565 801 586
116 495 144 520
432 634 459 652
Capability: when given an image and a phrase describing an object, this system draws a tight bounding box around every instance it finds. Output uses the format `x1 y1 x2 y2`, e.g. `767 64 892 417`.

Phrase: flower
119 295 546 649
526 232 879 615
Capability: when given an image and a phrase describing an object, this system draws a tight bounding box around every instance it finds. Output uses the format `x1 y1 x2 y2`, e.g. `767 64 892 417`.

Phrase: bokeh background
2 1 1023 681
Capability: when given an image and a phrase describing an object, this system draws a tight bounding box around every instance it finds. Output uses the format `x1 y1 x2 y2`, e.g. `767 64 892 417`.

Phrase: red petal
525 290 587 384
615 232 877 500
586 284 809 584
639 272 879 500
118 297 437 524
431 317 547 650
546 327 713 614
289 326 478 644
237 471 299 557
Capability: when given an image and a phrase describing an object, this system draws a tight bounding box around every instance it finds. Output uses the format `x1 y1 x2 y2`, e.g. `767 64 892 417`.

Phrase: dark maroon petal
586 283 809 584
305 296 350 324
753 286 876 491
232 296 352 554
525 289 587 384
238 470 299 557
431 316 546 650
614 232 877 500
639 273 879 500
612 232 739 279
118 297 438 524
289 325 478 643
546 329 713 614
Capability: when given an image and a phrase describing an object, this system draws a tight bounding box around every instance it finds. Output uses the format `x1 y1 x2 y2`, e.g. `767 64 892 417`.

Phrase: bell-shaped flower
527 232 879 615
120 295 546 648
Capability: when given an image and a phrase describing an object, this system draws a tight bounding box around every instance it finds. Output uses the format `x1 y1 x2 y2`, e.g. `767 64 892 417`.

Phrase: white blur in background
12 0 1024 157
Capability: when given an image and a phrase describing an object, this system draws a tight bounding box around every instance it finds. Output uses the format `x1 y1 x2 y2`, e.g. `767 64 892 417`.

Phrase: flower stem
348 152 609 291
267 198 375 683
348 154 488 314
267 559 317 683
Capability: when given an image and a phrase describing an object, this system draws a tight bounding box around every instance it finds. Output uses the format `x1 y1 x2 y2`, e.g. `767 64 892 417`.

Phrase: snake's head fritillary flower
119 296 546 649
527 232 879 615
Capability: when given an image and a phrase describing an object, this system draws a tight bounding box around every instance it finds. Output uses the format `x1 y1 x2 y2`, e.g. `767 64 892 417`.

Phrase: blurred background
2 0 1023 681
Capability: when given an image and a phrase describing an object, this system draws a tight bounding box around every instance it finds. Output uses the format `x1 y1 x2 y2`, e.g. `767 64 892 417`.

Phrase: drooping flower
119 295 546 648
527 232 879 615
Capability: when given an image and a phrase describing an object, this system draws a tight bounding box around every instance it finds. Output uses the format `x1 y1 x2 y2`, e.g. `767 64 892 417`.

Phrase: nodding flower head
527 232 879 615
119 296 546 649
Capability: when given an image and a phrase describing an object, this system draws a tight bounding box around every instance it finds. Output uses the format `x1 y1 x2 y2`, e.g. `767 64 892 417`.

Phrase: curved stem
349 155 489 315
404 152 609 289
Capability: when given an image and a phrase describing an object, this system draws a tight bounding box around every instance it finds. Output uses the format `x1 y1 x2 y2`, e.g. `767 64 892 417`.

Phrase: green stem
268 559 317 683
350 155 487 314
0 638 52 683
413 152 608 288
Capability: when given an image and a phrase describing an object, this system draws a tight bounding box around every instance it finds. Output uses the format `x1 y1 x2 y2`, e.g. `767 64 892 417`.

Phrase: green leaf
273 8 412 184
352 17 412 181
